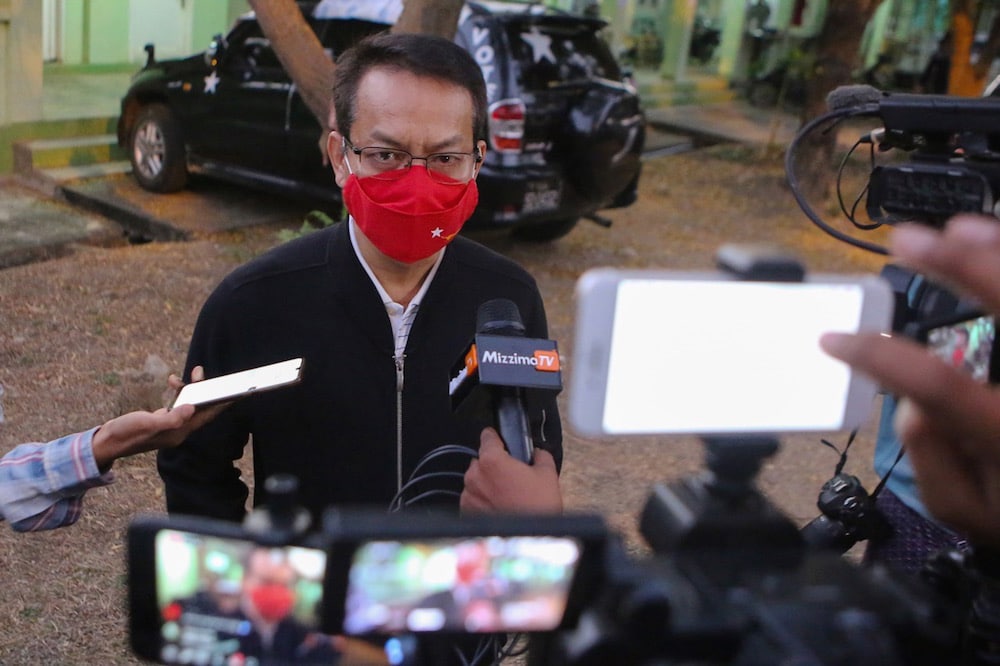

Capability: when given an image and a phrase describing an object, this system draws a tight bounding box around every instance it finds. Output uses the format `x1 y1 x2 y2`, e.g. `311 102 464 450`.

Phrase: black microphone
449 299 562 464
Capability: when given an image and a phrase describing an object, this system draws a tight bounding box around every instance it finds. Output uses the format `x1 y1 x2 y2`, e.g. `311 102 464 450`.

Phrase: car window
316 19 391 58
242 36 282 72
223 23 285 80
506 23 621 90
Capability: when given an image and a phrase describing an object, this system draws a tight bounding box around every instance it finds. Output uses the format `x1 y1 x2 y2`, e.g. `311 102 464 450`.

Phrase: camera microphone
449 298 562 464
825 84 887 146
825 83 883 112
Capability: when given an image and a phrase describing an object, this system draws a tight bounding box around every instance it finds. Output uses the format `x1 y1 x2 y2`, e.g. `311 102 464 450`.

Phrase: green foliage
100 372 121 386
277 209 341 243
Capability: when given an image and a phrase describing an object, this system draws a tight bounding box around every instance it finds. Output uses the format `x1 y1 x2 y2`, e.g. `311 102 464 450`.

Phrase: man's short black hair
333 32 488 143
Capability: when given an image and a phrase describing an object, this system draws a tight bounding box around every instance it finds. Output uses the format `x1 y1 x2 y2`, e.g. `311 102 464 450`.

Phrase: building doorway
42 0 63 63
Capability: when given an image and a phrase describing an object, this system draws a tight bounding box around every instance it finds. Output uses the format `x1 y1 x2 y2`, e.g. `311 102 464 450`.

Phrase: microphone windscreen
477 298 526 336
826 84 883 111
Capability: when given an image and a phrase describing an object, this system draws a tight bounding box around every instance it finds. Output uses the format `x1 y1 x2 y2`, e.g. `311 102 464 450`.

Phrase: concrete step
43 160 133 183
637 74 739 109
13 133 126 174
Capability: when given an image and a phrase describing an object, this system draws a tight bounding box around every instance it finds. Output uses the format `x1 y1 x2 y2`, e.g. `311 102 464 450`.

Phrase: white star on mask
204 70 220 94
431 227 444 238
520 27 556 64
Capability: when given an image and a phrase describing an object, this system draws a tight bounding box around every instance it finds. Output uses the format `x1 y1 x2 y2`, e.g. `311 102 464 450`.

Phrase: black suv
118 1 645 241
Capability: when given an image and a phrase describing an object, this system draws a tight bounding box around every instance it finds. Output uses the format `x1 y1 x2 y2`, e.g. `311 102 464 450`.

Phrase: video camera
126 249 994 666
785 87 1000 557
786 87 1000 236
866 93 1000 227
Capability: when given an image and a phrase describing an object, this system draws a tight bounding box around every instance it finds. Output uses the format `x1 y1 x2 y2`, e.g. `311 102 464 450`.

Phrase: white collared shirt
348 217 444 358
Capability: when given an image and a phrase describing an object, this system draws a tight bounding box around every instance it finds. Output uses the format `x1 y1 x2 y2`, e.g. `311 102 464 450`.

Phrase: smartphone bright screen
172 358 302 408
152 530 328 665
342 536 581 635
602 280 866 434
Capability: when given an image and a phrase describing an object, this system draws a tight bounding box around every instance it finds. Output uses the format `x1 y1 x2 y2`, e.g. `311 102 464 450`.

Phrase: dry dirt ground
0 144 890 664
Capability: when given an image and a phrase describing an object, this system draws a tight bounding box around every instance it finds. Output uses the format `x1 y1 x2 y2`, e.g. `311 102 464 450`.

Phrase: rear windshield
505 22 621 91
316 19 390 56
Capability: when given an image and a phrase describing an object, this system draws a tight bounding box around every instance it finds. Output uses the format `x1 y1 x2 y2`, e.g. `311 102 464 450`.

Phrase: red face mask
343 167 479 264
249 584 296 623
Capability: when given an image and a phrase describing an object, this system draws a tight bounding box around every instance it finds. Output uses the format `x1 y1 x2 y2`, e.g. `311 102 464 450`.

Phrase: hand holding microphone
449 298 562 464
460 427 563 514
452 298 564 513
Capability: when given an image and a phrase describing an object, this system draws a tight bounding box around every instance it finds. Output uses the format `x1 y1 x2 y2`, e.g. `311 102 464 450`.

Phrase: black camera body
865 94 1000 227
529 438 965 666
800 472 891 554
126 440 977 666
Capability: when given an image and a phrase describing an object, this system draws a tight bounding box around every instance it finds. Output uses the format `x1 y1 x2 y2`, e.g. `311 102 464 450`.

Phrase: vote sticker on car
522 179 562 214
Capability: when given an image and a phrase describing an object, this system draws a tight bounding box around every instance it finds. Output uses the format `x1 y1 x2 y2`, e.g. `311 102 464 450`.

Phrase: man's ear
327 130 350 188
474 139 487 179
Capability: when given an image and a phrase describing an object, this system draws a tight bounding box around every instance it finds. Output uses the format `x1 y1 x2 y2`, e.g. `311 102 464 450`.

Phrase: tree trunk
393 0 465 37
247 0 336 132
793 0 881 202
949 0 1000 96
948 1 983 96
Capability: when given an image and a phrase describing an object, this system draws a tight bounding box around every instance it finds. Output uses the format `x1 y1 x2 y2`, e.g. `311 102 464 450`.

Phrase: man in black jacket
158 33 563 523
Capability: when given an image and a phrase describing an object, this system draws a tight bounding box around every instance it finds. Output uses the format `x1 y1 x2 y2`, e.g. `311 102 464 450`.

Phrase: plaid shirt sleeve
0 428 115 532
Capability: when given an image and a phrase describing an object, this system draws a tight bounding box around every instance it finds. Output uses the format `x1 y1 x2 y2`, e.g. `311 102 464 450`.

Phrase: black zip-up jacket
157 222 562 522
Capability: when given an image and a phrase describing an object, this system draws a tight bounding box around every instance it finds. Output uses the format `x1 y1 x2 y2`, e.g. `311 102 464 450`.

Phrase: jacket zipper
394 353 405 492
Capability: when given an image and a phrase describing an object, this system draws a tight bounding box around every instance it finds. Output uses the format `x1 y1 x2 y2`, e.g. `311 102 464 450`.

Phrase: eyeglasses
343 137 481 184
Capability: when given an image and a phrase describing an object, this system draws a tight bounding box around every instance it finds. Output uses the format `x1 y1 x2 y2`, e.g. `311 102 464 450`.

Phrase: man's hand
92 366 227 470
820 215 1000 547
461 427 563 514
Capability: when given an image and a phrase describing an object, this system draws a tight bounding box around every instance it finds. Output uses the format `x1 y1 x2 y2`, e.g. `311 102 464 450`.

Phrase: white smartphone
170 358 304 408
568 270 894 437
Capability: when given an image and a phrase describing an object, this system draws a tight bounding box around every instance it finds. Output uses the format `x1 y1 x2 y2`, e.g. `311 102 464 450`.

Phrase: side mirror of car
205 33 226 68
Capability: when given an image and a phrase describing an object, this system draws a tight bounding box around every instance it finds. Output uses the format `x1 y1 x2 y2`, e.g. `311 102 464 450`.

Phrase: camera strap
870 444 906 500
820 428 858 476
821 428 903 499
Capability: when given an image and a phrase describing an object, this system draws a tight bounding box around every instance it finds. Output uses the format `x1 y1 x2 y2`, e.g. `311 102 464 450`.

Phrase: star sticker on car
520 27 555 64
431 227 444 238
204 71 220 94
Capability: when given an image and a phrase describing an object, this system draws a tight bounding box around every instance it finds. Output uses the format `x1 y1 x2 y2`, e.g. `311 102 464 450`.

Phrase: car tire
510 217 579 242
129 104 187 193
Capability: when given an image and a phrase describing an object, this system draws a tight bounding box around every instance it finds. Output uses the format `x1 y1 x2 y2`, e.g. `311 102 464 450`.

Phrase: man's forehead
355 66 473 106
351 68 476 146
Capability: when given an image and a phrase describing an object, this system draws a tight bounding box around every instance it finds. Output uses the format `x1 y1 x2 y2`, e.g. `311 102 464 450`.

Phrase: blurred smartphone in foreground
569 269 894 437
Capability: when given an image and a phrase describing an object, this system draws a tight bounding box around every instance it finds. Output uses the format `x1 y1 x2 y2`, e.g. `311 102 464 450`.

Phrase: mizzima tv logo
480 349 560 372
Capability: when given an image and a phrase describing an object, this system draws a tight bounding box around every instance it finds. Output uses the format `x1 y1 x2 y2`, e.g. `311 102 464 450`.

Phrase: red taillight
489 99 525 153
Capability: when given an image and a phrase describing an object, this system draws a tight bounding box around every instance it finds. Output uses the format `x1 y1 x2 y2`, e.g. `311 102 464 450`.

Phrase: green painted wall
192 1 234 53
89 0 129 64
56 0 246 66
62 1 84 64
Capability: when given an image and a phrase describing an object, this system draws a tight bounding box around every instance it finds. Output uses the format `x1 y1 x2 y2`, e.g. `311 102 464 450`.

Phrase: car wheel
129 104 187 193
510 217 579 242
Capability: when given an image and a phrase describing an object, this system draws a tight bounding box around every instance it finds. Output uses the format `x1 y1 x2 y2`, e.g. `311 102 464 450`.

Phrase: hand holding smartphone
569 270 894 437
170 358 304 408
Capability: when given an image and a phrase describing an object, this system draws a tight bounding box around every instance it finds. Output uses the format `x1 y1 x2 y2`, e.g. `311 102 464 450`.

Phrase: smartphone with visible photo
321 510 606 637
127 514 331 665
920 313 997 384
568 269 894 437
